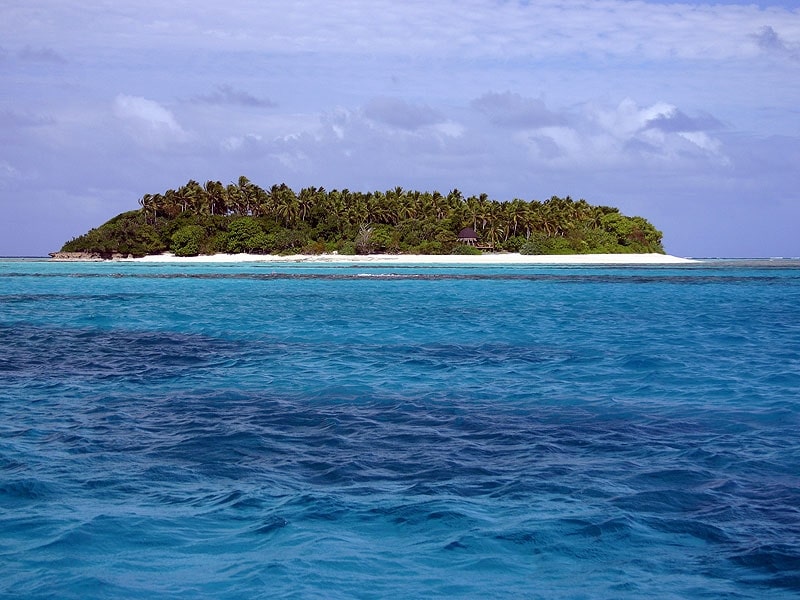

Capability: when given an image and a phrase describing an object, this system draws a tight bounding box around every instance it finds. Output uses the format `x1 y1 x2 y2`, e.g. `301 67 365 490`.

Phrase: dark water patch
730 544 800 591
0 292 151 304
494 530 539 546
0 478 55 502
574 516 637 539
0 323 236 383
612 488 723 514
252 516 288 535
626 467 721 489
443 539 468 550
645 516 733 545
4 270 798 286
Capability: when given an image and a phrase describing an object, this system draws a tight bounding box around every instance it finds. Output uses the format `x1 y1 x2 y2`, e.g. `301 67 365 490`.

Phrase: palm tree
224 177 255 216
447 188 464 211
273 184 299 227
506 199 528 238
399 191 419 221
139 193 157 224
297 186 318 223
346 192 369 228
486 201 507 244
475 193 491 234
226 183 244 216
383 186 404 225
204 180 228 216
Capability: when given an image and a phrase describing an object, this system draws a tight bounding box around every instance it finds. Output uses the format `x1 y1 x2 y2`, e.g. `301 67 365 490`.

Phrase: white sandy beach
126 252 697 264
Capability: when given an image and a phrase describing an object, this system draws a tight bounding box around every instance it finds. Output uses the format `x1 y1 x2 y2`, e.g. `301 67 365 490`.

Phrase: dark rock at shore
49 251 132 261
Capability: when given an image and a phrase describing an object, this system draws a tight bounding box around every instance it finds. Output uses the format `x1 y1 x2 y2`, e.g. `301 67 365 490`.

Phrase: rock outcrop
49 251 132 261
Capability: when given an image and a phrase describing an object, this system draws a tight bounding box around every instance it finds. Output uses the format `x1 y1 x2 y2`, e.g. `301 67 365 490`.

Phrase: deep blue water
1 258 799 598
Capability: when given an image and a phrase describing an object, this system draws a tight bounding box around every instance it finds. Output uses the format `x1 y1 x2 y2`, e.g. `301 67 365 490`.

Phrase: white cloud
113 94 188 147
678 131 724 156
114 95 181 131
0 160 21 184
462 95 729 169
612 100 677 137
229 93 730 191
586 99 727 164
4 1 799 61
433 122 464 139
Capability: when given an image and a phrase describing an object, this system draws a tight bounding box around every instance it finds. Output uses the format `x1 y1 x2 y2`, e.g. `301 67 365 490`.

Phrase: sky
1 0 799 257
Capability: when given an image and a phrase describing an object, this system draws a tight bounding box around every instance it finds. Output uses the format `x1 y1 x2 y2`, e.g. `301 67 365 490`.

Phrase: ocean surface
1 258 799 599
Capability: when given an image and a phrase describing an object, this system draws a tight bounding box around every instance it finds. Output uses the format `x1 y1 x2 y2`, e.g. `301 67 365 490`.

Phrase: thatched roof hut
457 227 478 246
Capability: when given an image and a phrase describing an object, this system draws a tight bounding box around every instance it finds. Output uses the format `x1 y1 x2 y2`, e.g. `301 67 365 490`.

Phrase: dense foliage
61 177 664 257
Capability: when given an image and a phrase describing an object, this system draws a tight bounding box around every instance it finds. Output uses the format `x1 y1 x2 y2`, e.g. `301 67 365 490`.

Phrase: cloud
114 95 182 130
0 110 55 145
17 45 67 64
0 160 21 185
241 93 730 193
646 110 724 133
756 25 785 52
753 25 799 60
676 131 723 155
0 110 54 128
471 92 564 129
466 95 729 169
363 97 443 130
3 1 799 64
113 95 188 147
192 85 275 108
594 99 728 164
593 99 676 139
221 133 268 155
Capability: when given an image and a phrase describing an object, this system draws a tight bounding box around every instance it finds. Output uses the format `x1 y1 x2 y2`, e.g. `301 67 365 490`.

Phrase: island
55 177 666 259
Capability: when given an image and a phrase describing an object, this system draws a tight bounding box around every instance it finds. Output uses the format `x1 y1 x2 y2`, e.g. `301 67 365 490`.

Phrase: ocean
1 258 798 598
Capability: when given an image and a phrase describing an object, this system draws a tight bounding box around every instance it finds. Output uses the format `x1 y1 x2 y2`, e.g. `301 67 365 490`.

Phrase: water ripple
1 262 799 598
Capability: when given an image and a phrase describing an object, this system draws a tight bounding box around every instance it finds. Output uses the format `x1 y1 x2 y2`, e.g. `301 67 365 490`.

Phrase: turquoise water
1 259 799 598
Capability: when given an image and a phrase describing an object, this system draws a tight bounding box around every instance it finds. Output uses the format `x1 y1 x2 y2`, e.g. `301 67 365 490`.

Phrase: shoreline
117 252 699 265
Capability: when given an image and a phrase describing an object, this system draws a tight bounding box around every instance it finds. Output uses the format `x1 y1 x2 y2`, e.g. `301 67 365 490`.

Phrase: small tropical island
54 177 665 259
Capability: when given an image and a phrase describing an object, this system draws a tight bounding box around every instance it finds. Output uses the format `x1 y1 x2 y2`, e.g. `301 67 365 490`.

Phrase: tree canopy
60 177 665 257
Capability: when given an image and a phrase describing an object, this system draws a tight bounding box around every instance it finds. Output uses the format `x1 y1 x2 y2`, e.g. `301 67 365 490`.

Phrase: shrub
171 225 205 256
301 240 327 254
451 244 483 255
225 218 263 253
520 234 573 255
337 241 357 255
499 235 525 252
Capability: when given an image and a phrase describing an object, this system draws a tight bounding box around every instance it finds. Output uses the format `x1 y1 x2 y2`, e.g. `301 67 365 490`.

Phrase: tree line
60 176 665 257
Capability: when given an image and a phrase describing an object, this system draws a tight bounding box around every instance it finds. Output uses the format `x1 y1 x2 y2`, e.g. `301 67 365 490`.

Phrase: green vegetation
61 176 665 257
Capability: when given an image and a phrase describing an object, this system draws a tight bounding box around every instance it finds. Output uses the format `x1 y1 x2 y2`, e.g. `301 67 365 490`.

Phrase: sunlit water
1 258 799 598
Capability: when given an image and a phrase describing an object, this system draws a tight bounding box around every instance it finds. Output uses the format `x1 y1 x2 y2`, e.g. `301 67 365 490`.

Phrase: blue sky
1 0 798 257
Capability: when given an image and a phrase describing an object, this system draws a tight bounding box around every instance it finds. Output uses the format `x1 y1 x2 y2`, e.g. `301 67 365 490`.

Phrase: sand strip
125 252 698 265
